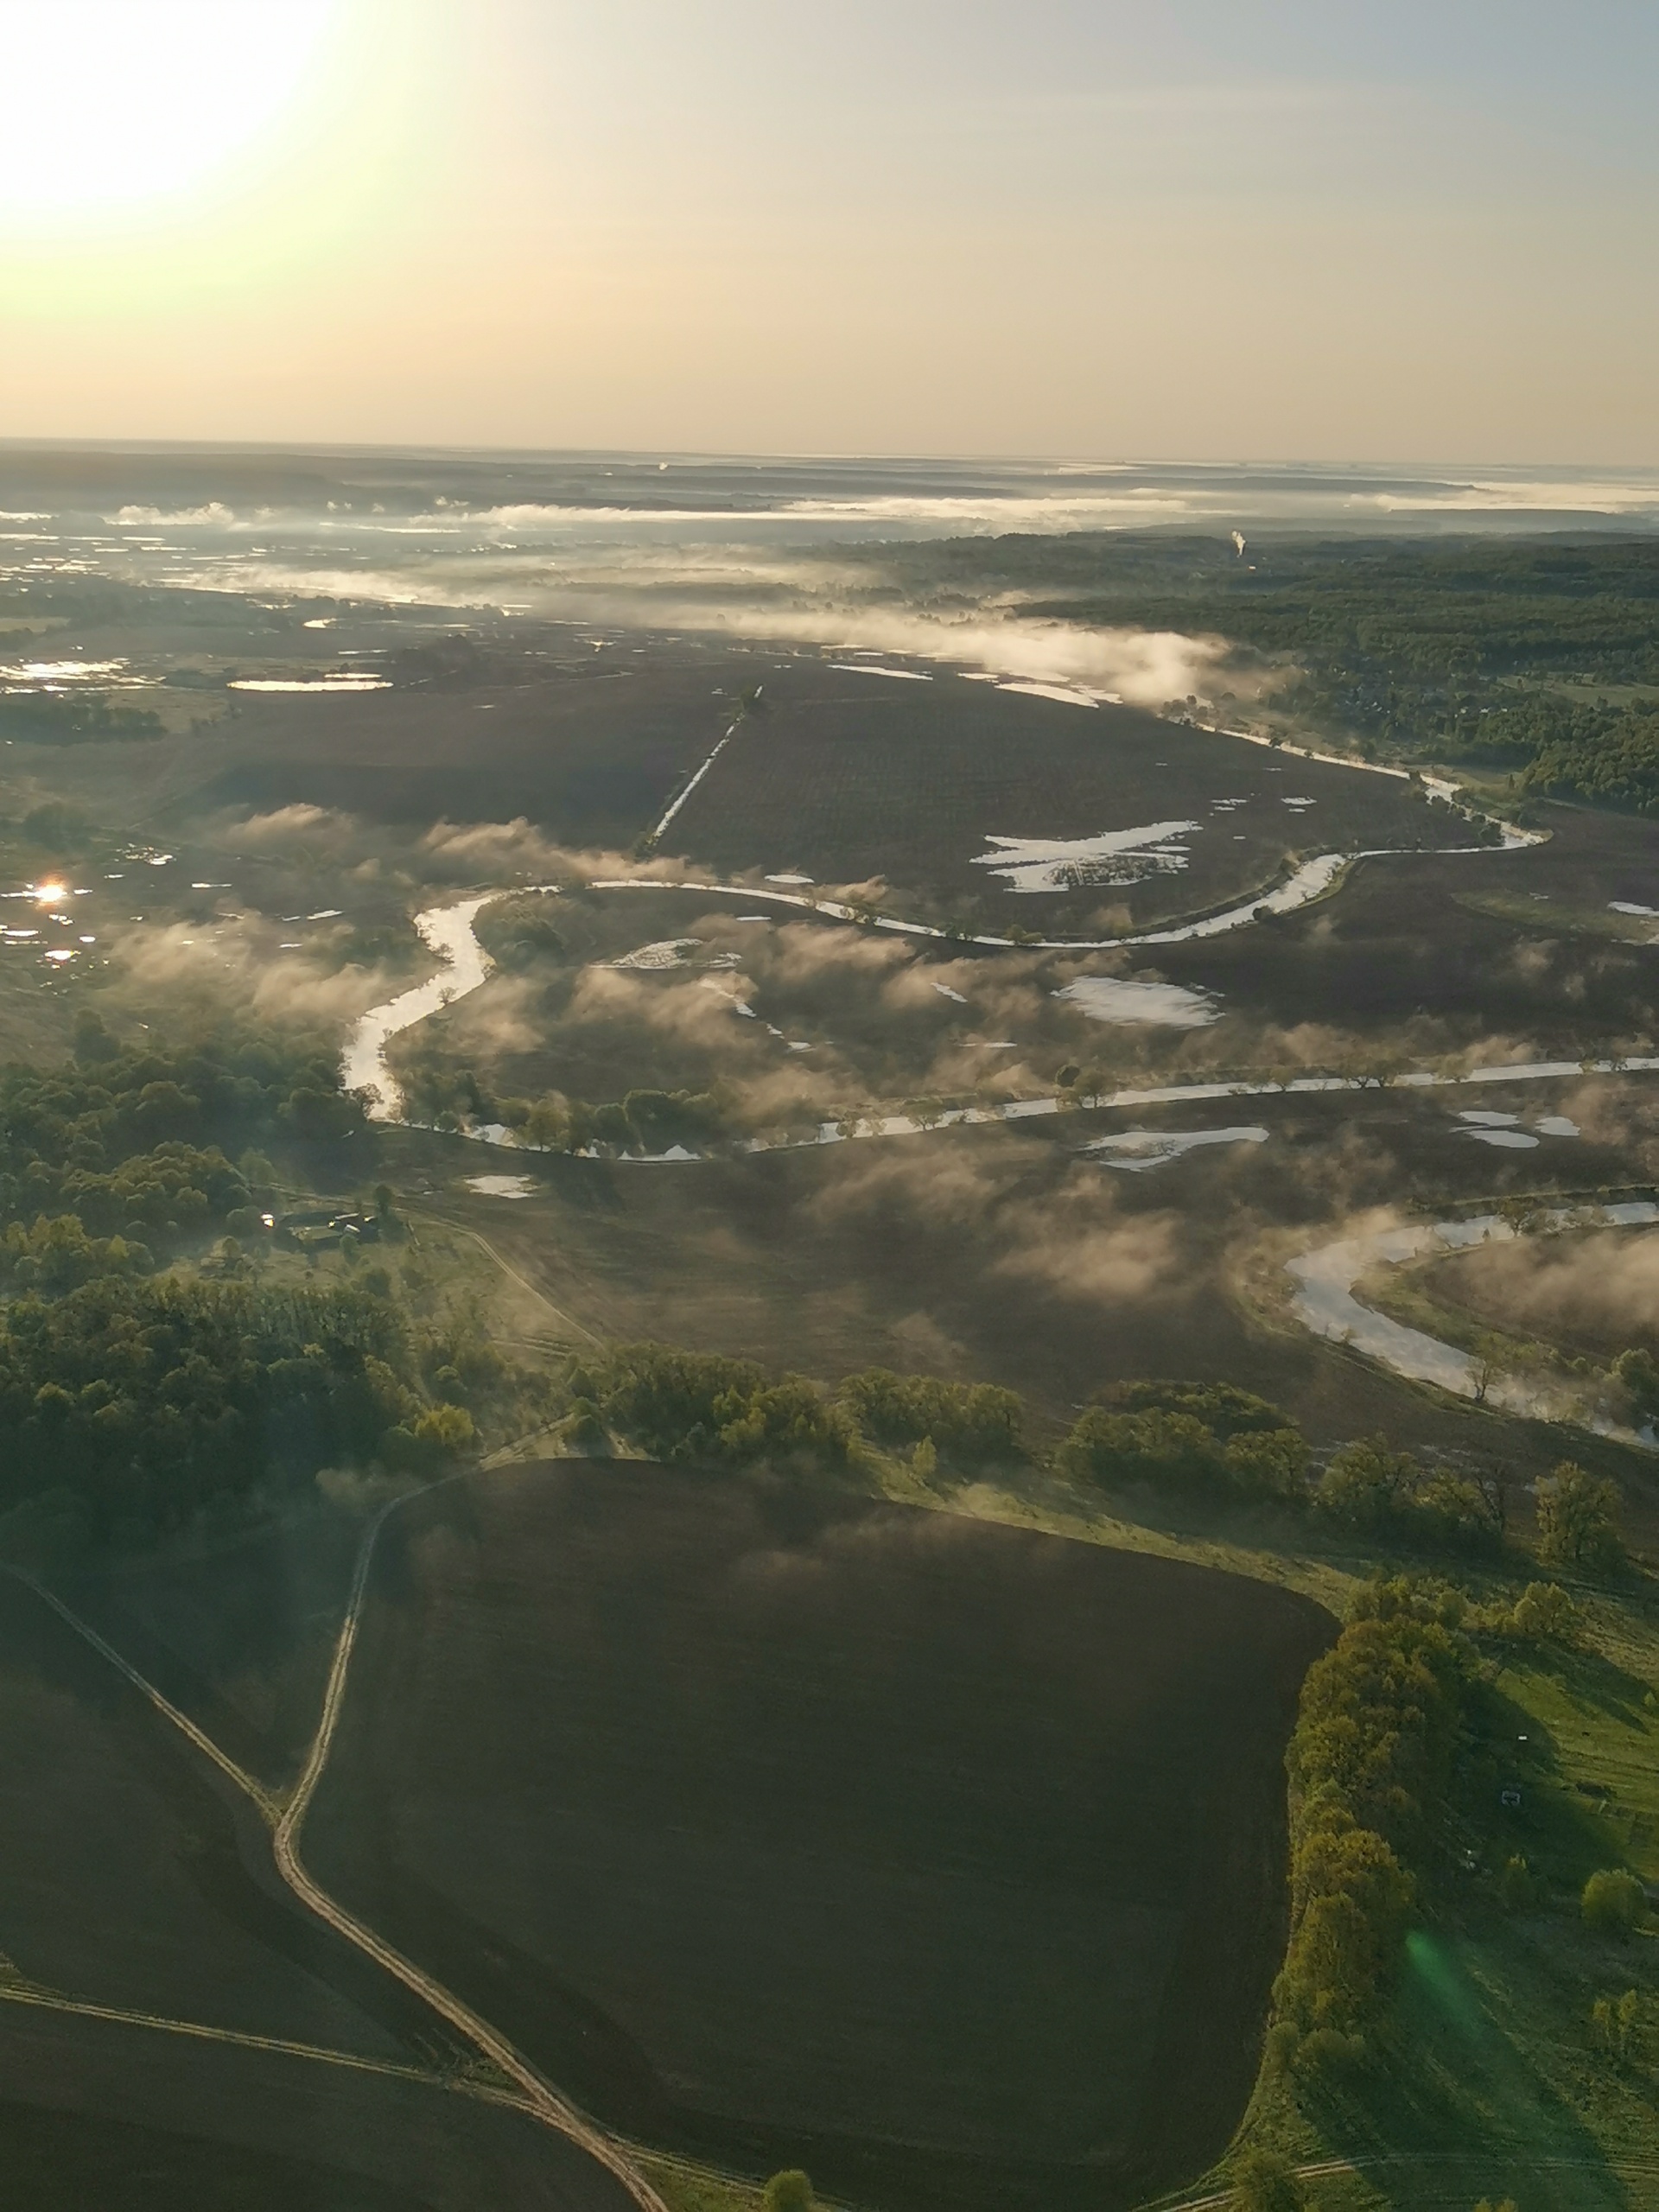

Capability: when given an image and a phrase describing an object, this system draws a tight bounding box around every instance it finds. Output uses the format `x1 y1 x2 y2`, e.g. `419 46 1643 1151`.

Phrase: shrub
1581 1868 1646 1940
588 1345 852 1471
1501 1580 1578 1641
1591 1989 1642 2058
762 2173 812 2212
1498 1853 1543 1913
1536 1462 1624 1574
1231 2147 1304 2212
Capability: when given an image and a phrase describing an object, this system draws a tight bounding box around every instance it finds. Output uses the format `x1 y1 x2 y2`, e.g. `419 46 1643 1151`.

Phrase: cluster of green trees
860 532 1659 813
0 1023 500 1554
1054 1382 1310 1502
1306 1435 1503 1554
474 895 564 970
0 1018 368 1276
562 1344 1027 1475
838 1367 1022 1465
564 1357 1627 1580
0 693 163 744
1271 1579 1470 2069
0 1275 473 1554
566 1345 854 1471
1054 1389 1509 1554
394 1052 733 1154
1 1016 363 1225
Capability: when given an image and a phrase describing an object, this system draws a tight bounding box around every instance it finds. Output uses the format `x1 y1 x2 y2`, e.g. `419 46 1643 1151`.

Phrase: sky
0 0 1656 461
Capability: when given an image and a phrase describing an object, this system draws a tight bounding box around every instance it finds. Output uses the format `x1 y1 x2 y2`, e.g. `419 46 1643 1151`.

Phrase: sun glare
0 0 338 221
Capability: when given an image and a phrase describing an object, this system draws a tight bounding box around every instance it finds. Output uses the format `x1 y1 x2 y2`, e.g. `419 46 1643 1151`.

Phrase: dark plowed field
305 1465 1334 2212
0 1576 414 2059
663 668 1471 923
201 644 763 850
0 2003 632 2212
1153 814 1659 1044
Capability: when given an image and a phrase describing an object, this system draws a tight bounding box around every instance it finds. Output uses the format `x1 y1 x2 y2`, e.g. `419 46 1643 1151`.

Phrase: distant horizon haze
0 1 1656 461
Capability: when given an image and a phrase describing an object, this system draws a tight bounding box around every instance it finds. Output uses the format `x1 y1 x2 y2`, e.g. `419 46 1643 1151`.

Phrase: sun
0 0 338 222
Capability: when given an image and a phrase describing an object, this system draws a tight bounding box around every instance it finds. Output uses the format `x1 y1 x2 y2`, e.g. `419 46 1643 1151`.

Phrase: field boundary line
10 1519 671 2212
2 1568 276 1817
1149 2148 1659 2212
0 1980 448 2088
276 1480 673 2212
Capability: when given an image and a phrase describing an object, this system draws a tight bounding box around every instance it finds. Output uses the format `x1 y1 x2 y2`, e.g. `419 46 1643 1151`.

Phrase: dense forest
0 1019 480 1550
861 533 1659 812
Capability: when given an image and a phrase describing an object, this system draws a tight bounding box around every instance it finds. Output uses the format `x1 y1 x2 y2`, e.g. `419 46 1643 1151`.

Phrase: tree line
0 1274 475 1554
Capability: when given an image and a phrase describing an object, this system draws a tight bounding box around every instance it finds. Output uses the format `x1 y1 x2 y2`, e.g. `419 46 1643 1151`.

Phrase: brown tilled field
0 2003 635 2212
661 666 1473 924
0 1575 411 2057
303 1462 1334 2212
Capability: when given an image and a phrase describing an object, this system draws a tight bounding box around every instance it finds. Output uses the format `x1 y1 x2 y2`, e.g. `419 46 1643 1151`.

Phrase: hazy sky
2 0 1656 460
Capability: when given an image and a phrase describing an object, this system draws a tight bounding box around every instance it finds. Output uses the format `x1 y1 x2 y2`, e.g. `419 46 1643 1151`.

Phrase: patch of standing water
1287 1203 1659 1439
1456 1108 1580 1147
1055 976 1219 1027
995 679 1109 708
1081 1126 1267 1171
604 938 701 970
828 663 931 682
228 677 391 693
972 823 1198 893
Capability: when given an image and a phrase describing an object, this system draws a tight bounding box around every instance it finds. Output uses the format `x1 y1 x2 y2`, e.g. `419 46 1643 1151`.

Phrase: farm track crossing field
662 668 1473 925
303 1462 1334 2212
200 646 772 850
57 1511 366 1791
0 2001 636 2212
0 1575 423 2063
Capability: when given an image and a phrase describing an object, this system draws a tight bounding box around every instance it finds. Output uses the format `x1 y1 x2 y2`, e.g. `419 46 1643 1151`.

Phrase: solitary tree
1536 1463 1625 1574
1471 1334 1509 1405
1582 1867 1646 1941
762 2172 813 2212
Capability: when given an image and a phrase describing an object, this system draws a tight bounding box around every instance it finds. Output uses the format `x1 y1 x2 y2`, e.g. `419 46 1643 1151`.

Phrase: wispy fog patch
1435 1225 1659 1350
114 921 399 1028
111 503 235 527
804 1142 1180 1311
991 1179 1181 1306
570 963 762 1047
421 817 565 878
644 604 1233 708
222 803 357 851
421 972 543 1057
